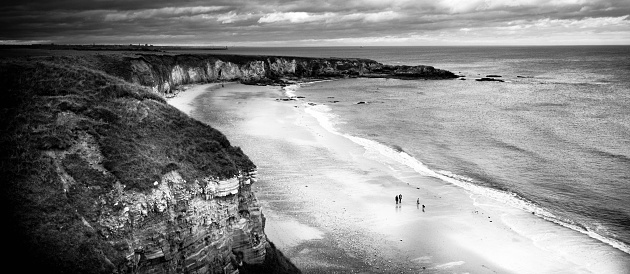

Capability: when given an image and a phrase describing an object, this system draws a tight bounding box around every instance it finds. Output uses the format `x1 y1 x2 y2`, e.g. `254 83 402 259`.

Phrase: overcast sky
1 0 629 46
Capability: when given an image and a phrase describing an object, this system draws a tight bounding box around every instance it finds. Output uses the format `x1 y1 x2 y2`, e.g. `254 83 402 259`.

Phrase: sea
216 46 630 256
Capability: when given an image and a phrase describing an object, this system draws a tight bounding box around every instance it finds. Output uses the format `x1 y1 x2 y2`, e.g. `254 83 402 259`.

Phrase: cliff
54 53 457 94
0 52 455 274
0 58 297 274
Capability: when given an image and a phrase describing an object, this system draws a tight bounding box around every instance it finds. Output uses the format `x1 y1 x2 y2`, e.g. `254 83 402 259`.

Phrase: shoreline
168 82 630 273
165 83 225 115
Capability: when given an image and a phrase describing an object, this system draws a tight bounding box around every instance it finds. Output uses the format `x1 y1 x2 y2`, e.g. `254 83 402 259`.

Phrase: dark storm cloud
1 0 629 45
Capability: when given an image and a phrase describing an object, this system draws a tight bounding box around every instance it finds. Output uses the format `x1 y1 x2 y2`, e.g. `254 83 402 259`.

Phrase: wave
589 148 630 165
281 80 333 98
299 89 630 255
281 84 299 98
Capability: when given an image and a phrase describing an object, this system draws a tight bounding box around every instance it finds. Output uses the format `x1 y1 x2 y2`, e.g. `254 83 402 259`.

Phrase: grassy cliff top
1 57 255 190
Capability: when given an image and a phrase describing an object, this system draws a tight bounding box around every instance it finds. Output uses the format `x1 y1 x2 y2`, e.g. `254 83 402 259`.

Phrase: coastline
5 48 628 273
168 82 630 273
165 83 224 115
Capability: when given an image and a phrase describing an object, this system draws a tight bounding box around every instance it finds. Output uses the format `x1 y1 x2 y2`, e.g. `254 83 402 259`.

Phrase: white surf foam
300 88 630 255
282 80 333 99
305 102 554 214
432 261 465 269
282 84 299 98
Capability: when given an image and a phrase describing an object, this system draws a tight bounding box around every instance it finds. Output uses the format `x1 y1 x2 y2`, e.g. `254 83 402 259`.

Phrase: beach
168 82 630 273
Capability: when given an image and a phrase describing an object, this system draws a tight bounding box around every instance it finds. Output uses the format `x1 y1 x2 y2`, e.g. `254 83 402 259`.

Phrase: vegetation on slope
0 58 255 273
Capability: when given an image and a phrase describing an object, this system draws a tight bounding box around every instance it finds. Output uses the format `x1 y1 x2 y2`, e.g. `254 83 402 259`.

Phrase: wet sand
166 83 223 115
168 82 630 273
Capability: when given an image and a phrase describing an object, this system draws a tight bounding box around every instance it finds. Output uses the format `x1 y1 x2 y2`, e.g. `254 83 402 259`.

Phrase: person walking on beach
399 194 402 203
417 198 420 205
395 195 399 204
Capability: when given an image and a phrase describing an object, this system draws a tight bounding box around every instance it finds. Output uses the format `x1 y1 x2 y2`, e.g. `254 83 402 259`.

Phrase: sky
1 0 629 46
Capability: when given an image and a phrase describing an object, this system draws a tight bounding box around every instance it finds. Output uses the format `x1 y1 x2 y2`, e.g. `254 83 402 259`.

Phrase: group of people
395 194 426 211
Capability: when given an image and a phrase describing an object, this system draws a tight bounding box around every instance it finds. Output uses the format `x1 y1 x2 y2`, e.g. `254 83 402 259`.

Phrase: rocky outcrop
122 54 457 94
103 169 266 273
51 136 267 273
475 77 505 82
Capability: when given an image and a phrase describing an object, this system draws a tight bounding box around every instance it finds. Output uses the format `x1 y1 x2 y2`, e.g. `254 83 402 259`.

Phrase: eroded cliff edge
0 53 456 274
67 53 457 94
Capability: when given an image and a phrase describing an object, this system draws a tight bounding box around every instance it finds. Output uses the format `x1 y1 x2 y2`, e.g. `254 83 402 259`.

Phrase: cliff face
0 58 297 274
122 54 457 94
53 143 267 273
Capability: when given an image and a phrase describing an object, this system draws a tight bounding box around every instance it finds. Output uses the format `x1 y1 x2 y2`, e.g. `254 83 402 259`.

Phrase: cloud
0 0 629 45
527 15 630 30
343 11 404 23
104 6 225 22
216 11 255 24
257 10 404 24
258 11 332 23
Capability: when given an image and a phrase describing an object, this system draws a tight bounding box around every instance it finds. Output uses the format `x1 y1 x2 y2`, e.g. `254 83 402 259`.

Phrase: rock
356 101 367 105
486 75 502 77
475 78 505 82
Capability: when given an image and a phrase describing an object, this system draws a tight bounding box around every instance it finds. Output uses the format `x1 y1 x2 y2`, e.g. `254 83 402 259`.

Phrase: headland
0 47 456 274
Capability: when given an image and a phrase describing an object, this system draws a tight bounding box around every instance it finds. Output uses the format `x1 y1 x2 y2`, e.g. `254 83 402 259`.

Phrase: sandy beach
168 82 630 273
165 83 225 116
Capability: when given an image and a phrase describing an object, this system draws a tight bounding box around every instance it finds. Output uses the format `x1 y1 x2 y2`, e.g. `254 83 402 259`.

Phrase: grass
0 57 255 273
2 58 254 190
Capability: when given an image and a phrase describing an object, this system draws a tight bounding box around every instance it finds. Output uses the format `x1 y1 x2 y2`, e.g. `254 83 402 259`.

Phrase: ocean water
221 46 630 255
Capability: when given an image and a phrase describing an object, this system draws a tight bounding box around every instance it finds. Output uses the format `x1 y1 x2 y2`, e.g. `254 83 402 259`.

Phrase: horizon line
1 43 629 47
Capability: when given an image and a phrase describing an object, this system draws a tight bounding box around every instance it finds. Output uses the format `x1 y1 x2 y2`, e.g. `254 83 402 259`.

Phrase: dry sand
168 82 630 273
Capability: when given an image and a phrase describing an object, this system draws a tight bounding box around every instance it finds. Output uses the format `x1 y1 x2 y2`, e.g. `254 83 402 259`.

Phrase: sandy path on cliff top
167 83 628 274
